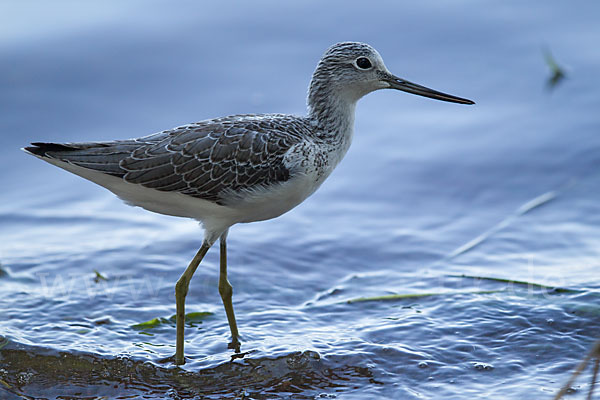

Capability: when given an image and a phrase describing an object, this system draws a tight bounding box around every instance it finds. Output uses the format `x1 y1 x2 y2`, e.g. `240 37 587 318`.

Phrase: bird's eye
356 57 372 69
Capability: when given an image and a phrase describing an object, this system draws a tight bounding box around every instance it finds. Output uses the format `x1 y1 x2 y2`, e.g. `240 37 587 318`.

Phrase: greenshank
24 42 474 365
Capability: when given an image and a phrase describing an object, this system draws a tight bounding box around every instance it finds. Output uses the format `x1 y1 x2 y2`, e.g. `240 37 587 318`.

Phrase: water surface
1 1 599 399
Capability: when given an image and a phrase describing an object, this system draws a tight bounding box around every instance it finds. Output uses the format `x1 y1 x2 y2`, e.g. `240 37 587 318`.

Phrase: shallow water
1 1 599 399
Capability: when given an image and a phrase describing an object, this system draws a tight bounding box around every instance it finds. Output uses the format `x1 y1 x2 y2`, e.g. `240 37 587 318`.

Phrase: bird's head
309 42 474 107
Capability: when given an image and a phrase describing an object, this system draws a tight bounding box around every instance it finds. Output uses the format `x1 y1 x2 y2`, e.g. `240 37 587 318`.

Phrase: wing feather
28 114 309 205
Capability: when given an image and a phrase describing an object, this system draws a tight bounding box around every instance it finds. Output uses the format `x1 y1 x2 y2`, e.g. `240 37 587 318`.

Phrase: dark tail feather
23 141 128 177
24 142 76 157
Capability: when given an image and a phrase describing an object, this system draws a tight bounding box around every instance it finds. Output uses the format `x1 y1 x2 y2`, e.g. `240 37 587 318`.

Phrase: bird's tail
22 141 130 177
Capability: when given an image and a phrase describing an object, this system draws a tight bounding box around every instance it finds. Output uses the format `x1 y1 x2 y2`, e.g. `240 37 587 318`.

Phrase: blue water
1 1 599 399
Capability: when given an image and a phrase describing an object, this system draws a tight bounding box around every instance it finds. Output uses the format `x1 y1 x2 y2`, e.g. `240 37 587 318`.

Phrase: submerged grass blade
168 311 213 324
448 274 579 293
543 47 566 90
132 312 213 330
346 274 579 304
132 317 163 330
93 269 107 283
347 290 503 304
446 190 557 260
553 340 600 400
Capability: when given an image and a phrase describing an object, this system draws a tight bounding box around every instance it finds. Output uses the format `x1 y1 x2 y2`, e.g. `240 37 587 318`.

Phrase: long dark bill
384 73 475 105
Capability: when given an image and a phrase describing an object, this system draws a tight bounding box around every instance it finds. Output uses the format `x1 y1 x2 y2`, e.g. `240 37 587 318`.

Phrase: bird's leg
219 232 240 351
174 241 211 365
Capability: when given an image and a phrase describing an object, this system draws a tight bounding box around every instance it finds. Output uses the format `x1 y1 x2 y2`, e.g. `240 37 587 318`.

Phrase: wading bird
24 42 474 364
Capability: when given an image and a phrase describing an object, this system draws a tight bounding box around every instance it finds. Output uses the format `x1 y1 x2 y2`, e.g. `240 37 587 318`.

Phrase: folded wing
26 115 308 206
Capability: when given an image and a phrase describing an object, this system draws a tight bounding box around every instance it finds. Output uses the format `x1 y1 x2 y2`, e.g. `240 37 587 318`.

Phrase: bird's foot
157 354 185 365
228 337 241 353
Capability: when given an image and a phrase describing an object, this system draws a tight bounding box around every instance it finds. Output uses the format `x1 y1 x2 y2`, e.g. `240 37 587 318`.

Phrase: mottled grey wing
119 119 305 204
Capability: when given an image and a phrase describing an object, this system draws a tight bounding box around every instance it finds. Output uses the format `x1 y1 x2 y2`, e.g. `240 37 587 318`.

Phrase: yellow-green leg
219 232 241 351
174 242 211 365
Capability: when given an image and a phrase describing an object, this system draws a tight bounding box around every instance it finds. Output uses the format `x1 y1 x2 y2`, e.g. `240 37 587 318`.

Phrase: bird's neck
307 81 357 153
